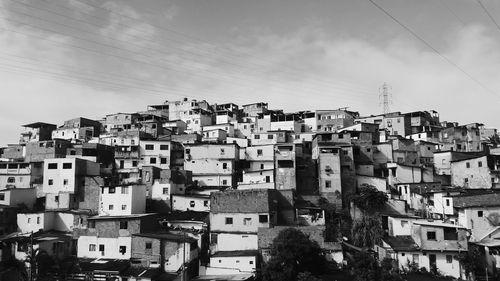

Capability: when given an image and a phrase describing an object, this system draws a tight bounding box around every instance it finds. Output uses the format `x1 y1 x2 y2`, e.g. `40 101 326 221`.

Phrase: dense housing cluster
0 98 499 280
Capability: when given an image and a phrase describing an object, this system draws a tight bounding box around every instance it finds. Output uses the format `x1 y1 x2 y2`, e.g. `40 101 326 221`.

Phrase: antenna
379 83 392 114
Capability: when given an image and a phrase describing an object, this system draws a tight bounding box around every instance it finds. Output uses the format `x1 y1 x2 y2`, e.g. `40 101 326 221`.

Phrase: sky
0 0 499 146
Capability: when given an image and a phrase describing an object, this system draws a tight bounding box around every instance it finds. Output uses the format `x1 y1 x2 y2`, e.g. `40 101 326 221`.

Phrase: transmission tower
379 83 392 114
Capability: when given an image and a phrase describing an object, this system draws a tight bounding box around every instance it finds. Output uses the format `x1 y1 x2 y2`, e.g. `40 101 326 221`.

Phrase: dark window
277 160 294 168
7 177 15 183
62 163 72 169
150 157 157 164
145 242 152 251
466 162 470 168
222 179 228 185
48 179 54 185
225 217 233 224
132 161 138 167
145 144 154 150
325 180 332 188
70 150 76 155
444 228 458 240
48 163 58 169
185 149 190 154
204 200 208 207
160 158 167 164
0 164 6 169
267 135 273 139
190 201 195 207
99 244 105 252
223 163 228 169
119 221 128 229
254 135 260 139
478 161 483 167
257 149 263 156
160 145 169 150
427 231 436 240
259 215 268 223
119 246 126 254
446 255 453 263
0 193 4 200
109 187 116 194
478 211 483 217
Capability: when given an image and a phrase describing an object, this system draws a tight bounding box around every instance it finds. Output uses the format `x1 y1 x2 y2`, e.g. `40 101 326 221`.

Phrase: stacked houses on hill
0 97 499 280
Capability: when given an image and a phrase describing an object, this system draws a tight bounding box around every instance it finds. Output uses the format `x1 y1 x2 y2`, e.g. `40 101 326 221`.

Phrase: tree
351 251 381 281
456 246 483 280
351 216 384 248
261 228 326 281
351 185 388 213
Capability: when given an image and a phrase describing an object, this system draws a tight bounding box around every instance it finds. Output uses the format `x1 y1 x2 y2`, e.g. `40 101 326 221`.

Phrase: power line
475 0 500 33
367 0 500 100
439 0 467 27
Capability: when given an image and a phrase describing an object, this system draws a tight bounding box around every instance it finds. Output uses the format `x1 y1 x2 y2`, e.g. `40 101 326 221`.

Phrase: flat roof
22 122 57 128
133 232 196 243
211 250 259 258
413 221 466 229
88 213 156 220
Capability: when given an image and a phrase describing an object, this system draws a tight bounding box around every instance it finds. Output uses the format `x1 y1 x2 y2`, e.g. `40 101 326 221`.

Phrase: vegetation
261 228 327 281
351 215 384 248
351 252 405 281
456 246 483 280
350 185 388 213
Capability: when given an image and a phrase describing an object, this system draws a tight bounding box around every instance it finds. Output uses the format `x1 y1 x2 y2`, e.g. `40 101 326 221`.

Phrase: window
109 187 116 194
190 201 195 207
160 158 167 164
257 149 263 156
250 260 254 264
89 244 96 251
99 244 105 253
444 227 458 240
478 211 483 217
325 180 332 188
259 215 268 223
222 179 228 185
120 221 128 229
243 218 252 225
466 162 470 168
478 161 483 167
163 188 169 195
62 163 72 169
48 179 53 186
0 193 4 201
145 242 152 254
150 157 157 164
278 160 294 168
121 205 127 210
225 217 233 224
222 163 228 169
109 204 114 210
7 177 15 183
204 200 208 207
37 217 40 224
132 161 138 167
160 144 169 150
119 246 126 255
48 163 58 169
145 144 154 150
63 179 68 185
122 186 129 194
55 195 59 202
254 135 260 139
446 199 450 206
185 149 190 154
446 255 453 263
426 231 436 240
88 221 95 228
267 135 273 139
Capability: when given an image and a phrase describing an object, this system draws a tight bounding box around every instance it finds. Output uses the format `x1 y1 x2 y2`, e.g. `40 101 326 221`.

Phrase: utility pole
379 83 392 114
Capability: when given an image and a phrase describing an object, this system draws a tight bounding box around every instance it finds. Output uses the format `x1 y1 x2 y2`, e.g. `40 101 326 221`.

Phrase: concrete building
241 102 268 117
454 192 500 241
0 188 36 208
302 109 359 132
52 117 102 141
139 140 184 170
172 194 210 212
99 185 146 216
0 161 43 189
439 125 482 152
76 214 158 259
19 122 56 144
184 143 240 188
25 139 71 162
450 155 500 188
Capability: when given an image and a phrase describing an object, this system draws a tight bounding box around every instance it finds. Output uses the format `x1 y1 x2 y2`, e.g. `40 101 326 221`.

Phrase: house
208 189 278 274
0 188 36 209
241 102 268 117
139 140 184 170
439 125 482 152
453 192 500 241
99 184 146 216
171 194 210 212
131 232 199 276
52 117 102 141
102 112 140 132
76 214 158 259
184 143 241 188
274 143 297 190
24 139 72 162
0 161 43 189
377 217 467 279
42 158 101 209
301 109 359 132
19 122 56 144
450 155 500 188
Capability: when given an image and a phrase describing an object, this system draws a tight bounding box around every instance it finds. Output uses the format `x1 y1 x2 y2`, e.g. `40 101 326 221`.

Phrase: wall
214 233 258 251
451 156 491 188
357 175 387 193
210 213 271 233
17 212 53 233
172 195 210 212
209 255 256 273
99 185 146 216
0 188 36 208
458 206 500 241
77 236 131 259
241 170 274 185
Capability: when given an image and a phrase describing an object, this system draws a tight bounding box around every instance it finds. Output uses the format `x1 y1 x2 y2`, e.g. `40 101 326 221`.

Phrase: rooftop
384 236 419 251
453 193 500 208
211 250 259 257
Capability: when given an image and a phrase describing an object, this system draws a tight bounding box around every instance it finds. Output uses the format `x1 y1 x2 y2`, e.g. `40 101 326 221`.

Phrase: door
429 254 437 274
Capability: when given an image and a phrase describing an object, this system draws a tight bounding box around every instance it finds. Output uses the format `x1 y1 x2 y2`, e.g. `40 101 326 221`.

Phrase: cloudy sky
0 0 499 146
